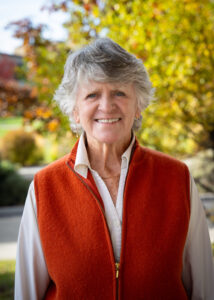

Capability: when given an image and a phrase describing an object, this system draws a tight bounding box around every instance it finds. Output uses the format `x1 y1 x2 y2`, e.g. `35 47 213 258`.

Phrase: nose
98 93 114 112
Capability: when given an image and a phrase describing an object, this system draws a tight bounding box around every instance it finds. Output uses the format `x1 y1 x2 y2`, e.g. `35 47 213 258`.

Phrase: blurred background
0 0 214 298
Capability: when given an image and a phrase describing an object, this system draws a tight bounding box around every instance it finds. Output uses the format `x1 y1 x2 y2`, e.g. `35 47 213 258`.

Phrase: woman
15 38 214 299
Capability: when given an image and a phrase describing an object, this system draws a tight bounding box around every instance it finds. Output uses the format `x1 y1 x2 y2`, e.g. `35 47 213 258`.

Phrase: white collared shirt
75 133 135 261
15 134 214 300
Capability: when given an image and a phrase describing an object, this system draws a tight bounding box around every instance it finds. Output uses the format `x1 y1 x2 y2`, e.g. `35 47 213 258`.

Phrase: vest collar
66 134 139 172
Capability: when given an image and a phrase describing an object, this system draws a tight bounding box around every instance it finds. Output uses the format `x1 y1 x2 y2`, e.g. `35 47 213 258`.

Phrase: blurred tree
0 53 37 117
0 80 37 117
7 18 70 135
87 0 214 156
8 0 214 156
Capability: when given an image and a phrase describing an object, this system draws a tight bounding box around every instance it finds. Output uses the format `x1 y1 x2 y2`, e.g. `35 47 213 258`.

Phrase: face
73 81 139 148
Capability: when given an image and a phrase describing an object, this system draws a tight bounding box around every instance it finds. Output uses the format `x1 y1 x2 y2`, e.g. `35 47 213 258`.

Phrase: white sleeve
182 175 214 299
14 181 50 300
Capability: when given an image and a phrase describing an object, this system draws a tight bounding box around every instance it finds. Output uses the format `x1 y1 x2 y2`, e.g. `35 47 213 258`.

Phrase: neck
85 135 132 177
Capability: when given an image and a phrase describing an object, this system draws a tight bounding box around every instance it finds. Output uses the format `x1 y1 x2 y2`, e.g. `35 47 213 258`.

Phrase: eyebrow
86 89 100 94
86 88 127 93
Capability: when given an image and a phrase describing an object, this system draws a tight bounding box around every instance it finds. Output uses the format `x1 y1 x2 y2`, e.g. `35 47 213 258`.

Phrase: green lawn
0 117 23 138
0 260 15 300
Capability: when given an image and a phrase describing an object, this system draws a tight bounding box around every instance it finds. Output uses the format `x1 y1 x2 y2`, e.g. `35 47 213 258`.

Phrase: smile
95 118 121 124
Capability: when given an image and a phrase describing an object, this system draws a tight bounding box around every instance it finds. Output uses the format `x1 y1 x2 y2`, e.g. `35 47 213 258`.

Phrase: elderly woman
15 38 214 299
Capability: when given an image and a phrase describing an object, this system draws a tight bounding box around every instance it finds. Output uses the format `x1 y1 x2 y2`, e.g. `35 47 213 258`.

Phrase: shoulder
135 143 186 164
35 154 70 180
145 146 186 166
35 140 79 179
133 143 189 175
133 145 190 198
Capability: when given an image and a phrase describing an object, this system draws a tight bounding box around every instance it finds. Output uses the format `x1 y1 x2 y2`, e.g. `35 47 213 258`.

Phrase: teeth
97 118 120 123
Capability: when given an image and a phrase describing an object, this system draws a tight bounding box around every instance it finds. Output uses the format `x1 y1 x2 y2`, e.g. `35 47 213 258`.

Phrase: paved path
0 205 214 261
18 166 44 181
0 206 23 260
0 167 44 259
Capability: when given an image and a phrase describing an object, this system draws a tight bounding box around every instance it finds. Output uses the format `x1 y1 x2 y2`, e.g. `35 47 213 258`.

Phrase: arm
14 181 50 300
182 175 214 299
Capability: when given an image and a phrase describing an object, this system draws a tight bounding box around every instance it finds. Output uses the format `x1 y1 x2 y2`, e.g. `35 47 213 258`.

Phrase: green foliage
91 0 214 156
0 129 44 166
0 260 15 300
7 19 71 135
9 0 214 157
0 161 30 206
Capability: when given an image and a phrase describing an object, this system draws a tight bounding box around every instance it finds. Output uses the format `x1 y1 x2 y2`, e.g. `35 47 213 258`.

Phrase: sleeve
182 174 214 299
14 181 50 300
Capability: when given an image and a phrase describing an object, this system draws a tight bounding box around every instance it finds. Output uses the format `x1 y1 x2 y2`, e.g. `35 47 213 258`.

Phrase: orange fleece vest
35 141 190 300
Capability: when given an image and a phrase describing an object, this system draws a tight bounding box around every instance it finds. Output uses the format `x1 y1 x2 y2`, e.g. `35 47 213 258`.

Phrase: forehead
76 80 135 94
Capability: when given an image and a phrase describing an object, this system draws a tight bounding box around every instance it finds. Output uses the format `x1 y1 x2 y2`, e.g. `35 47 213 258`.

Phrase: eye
115 91 126 97
86 93 97 99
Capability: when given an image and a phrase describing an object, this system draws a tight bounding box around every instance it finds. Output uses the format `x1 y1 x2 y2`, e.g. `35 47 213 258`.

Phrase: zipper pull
115 262 120 278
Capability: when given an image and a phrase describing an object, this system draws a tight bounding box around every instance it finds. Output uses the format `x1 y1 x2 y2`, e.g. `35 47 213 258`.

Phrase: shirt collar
121 134 135 169
74 133 91 178
74 133 136 179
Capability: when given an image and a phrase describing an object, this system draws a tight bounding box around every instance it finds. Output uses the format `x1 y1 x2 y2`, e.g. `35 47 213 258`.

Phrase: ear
135 108 141 119
73 106 80 123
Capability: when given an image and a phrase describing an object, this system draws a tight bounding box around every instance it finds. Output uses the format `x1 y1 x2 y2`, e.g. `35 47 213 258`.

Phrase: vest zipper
115 262 120 300
66 162 119 299
115 262 120 279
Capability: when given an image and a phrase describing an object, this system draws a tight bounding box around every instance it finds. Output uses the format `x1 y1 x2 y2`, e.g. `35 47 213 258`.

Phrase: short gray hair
54 38 154 133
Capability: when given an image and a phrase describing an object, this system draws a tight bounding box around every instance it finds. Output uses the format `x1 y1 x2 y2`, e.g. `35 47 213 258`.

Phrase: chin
94 133 121 145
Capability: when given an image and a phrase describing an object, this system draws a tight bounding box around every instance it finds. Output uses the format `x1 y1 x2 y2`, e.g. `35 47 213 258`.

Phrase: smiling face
73 81 139 149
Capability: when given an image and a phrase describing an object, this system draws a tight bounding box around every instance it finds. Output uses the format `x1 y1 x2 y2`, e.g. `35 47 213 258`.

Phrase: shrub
0 129 44 166
0 161 30 206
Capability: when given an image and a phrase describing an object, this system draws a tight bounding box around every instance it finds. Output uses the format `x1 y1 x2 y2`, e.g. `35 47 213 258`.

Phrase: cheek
128 105 138 119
